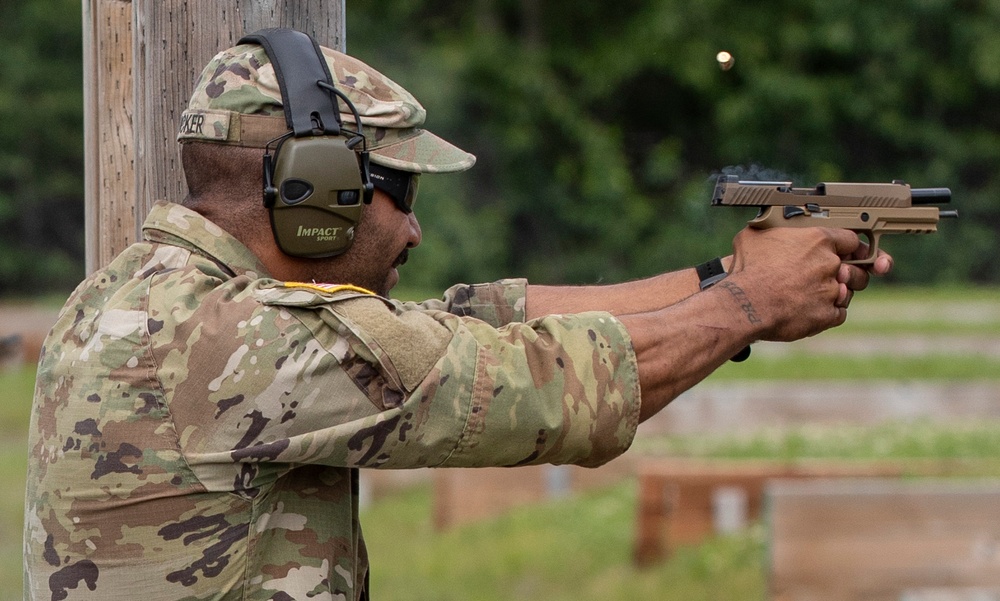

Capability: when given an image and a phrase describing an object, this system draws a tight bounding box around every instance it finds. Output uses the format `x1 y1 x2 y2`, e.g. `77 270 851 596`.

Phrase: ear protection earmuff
238 28 374 258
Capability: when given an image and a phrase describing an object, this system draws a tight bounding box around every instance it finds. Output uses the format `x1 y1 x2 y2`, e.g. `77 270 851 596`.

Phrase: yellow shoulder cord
282 282 377 296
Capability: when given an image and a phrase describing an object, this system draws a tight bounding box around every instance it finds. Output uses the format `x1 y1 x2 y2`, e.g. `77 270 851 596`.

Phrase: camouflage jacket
24 202 641 601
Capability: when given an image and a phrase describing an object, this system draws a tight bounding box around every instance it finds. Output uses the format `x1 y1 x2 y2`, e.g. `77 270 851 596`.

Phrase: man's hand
725 226 892 343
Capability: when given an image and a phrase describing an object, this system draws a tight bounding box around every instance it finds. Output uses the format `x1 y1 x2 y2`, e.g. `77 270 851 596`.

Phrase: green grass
634 419 1000 464
0 367 35 435
0 367 32 597
710 353 1000 380
360 418 1000 601
836 288 1000 335
362 482 768 601
856 284 999 303
0 437 25 594
836 320 1000 336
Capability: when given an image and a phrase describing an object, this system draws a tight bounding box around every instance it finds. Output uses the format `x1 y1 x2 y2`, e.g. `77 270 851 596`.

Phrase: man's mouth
392 249 409 269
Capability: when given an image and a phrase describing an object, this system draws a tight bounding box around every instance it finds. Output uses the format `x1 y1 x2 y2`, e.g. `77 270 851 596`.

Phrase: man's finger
872 251 894 276
838 263 871 292
828 228 863 258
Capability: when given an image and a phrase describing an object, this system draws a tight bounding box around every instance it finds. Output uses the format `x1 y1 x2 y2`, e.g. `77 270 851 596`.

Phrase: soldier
24 29 888 601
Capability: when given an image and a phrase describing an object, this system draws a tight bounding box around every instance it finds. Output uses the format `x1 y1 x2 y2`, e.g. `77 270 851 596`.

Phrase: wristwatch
695 257 751 362
696 257 728 290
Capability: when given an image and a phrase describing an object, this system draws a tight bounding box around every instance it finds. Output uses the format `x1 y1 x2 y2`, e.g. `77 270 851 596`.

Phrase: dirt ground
0 304 58 366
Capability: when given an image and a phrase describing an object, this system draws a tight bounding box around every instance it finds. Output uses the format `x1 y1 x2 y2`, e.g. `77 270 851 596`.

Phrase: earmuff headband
238 28 341 137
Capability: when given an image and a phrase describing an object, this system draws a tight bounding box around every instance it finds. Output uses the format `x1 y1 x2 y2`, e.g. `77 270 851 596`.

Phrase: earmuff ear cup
242 27 374 259
268 136 366 258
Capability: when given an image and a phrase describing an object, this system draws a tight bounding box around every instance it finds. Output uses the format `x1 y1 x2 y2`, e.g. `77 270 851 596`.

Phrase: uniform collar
141 201 271 280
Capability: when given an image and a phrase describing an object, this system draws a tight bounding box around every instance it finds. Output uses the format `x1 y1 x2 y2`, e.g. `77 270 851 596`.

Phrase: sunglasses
368 163 419 214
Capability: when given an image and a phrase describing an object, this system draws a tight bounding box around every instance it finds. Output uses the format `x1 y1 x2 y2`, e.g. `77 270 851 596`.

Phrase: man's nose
406 212 422 248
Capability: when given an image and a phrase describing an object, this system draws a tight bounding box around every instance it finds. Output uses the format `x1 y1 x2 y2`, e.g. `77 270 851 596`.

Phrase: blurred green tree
0 0 84 297
1 0 997 298
348 0 1000 288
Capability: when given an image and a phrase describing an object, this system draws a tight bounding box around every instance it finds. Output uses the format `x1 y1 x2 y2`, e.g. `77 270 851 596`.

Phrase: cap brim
369 128 476 174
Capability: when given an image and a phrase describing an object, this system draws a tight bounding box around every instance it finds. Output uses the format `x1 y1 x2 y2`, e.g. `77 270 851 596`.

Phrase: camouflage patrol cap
177 42 476 174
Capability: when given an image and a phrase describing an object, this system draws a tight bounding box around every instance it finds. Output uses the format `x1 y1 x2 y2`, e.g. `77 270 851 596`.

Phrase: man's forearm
525 266 708 319
524 225 888 427
619 276 762 422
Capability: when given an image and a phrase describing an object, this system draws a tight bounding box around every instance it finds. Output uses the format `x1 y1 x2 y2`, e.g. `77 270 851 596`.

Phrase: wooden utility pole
83 0 346 272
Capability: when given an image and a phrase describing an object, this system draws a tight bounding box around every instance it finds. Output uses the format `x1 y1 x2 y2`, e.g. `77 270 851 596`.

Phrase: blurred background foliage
347 0 1000 289
0 0 84 297
1 0 998 297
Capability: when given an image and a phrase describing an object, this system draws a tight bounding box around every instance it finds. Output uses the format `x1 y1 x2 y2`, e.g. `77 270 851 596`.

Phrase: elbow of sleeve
441 312 642 469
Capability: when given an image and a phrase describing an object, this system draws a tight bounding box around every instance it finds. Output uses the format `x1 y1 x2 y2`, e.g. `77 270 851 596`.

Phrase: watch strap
696 257 728 290
695 257 751 362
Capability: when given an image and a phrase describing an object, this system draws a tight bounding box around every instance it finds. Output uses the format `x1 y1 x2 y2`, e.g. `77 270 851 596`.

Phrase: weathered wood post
83 0 346 272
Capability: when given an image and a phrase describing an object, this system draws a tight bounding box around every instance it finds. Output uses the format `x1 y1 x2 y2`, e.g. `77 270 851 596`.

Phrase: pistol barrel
911 187 951 204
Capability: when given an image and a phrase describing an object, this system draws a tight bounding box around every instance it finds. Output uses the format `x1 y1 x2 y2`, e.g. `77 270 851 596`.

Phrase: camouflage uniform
24 34 642 600
24 201 641 599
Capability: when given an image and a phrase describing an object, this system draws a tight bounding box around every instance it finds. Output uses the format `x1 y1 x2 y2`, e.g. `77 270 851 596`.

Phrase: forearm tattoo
718 281 762 325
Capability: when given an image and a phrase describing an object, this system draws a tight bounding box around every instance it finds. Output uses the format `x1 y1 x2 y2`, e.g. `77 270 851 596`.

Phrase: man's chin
381 267 399 296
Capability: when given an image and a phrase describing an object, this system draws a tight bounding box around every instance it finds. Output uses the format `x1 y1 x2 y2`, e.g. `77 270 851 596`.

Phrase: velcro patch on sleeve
329 297 454 392
252 281 451 393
